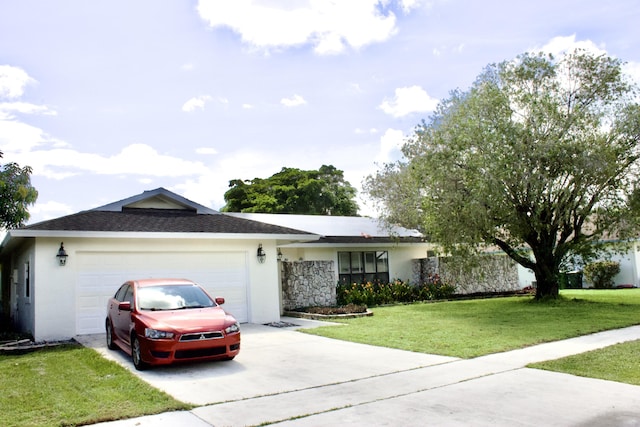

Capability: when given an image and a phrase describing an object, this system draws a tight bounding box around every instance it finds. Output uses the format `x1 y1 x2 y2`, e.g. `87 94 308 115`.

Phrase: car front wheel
131 335 149 371
106 319 117 350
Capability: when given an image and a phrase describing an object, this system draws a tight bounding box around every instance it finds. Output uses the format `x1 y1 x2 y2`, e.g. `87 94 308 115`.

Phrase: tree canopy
0 151 38 228
365 49 640 299
222 165 359 216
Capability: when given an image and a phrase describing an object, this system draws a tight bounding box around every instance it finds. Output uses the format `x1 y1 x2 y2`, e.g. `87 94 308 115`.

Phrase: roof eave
4 229 321 241
281 241 431 249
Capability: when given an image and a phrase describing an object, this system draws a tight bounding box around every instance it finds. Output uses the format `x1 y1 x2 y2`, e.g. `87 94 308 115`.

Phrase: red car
105 278 241 370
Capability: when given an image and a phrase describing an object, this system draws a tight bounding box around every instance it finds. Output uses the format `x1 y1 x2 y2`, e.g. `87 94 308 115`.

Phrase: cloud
0 118 63 153
399 0 424 13
196 0 400 55
281 94 307 107
7 143 209 180
182 95 213 112
379 85 439 117
28 200 74 221
375 128 406 163
536 35 640 87
0 102 57 117
536 35 606 57
0 65 36 99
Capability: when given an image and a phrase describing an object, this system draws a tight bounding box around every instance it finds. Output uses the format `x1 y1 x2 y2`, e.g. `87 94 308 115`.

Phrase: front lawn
303 289 640 358
529 339 640 386
0 344 190 427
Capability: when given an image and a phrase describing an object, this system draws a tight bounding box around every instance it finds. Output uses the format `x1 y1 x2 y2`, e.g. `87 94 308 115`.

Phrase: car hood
137 307 233 332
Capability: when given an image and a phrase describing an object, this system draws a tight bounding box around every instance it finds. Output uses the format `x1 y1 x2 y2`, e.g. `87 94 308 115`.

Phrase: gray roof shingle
22 208 314 235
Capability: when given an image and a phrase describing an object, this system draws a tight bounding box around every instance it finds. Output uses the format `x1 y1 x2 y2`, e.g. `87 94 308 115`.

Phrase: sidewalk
90 323 640 427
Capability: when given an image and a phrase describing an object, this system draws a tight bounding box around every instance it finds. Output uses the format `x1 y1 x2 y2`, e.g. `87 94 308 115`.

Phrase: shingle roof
21 208 314 235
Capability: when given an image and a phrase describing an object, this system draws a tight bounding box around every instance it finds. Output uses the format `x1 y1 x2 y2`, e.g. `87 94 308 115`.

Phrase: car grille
179 331 224 342
175 346 227 359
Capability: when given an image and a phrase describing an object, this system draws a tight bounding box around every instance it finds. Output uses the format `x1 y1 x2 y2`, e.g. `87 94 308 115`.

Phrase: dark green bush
336 275 455 306
583 260 620 289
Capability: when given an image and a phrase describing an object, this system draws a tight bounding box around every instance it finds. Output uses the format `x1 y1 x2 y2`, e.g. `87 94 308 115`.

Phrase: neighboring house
0 188 429 341
517 243 640 289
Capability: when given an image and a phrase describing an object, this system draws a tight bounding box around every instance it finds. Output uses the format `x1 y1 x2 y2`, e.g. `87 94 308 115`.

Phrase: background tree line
222 164 359 216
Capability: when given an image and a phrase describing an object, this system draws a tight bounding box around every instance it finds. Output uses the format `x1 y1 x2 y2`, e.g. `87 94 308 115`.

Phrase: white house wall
595 249 638 287
391 246 431 282
633 243 640 286
31 237 281 341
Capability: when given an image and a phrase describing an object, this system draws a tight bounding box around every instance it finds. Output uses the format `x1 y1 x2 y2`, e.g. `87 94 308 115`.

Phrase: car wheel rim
132 338 141 365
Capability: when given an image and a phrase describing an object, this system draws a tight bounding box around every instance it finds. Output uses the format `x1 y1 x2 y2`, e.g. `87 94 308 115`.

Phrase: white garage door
76 251 249 335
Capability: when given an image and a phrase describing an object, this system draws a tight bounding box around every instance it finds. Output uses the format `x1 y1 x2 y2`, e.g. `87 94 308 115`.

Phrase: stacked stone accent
281 261 336 310
413 255 520 294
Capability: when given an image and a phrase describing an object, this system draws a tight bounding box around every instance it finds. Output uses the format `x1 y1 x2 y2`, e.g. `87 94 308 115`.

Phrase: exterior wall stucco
247 240 281 324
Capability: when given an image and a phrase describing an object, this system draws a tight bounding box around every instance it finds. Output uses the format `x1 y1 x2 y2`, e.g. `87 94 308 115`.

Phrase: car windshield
137 284 215 311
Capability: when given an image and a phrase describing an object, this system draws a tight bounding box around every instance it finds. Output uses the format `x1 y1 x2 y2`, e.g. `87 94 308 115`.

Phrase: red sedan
105 278 241 370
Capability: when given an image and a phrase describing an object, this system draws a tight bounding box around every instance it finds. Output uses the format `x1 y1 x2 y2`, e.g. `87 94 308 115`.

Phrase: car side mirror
118 301 132 311
215 297 225 305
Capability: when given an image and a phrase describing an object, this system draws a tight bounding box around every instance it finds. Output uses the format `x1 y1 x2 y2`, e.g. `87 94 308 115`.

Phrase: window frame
338 251 389 284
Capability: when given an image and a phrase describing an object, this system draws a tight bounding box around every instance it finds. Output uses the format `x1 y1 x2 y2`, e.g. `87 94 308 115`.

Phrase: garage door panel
76 252 248 335
76 272 127 335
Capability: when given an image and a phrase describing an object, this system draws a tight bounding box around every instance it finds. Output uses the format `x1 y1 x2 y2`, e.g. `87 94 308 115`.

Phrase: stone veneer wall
281 260 336 310
413 255 520 294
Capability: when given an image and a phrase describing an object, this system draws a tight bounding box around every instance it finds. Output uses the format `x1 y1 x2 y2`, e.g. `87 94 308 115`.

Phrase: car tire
106 319 117 350
131 335 149 371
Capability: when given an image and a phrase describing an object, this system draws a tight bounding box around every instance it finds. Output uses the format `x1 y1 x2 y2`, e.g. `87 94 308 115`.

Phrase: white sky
1 0 639 223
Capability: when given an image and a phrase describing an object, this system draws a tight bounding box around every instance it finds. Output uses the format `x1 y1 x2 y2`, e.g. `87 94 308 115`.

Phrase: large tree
365 50 640 299
0 151 38 228
222 164 359 215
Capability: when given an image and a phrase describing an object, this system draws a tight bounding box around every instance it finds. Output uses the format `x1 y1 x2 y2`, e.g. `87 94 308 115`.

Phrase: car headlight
224 323 240 334
145 328 174 339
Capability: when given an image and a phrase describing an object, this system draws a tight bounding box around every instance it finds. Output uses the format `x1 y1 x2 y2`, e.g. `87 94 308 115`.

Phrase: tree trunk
533 267 560 299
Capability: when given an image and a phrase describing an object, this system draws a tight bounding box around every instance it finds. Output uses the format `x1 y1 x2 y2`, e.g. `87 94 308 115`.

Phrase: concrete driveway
80 319 640 427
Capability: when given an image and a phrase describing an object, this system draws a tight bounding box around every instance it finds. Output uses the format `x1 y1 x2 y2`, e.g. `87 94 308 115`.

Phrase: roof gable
93 187 218 214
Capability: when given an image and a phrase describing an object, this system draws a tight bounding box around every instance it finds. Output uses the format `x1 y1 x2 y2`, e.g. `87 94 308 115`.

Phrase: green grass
304 289 640 358
529 339 640 386
0 344 190 427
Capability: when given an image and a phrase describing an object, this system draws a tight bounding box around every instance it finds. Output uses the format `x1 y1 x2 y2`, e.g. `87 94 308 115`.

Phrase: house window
24 261 30 300
338 251 389 284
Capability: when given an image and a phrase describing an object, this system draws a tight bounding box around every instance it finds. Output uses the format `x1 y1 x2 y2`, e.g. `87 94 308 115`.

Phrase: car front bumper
139 332 241 366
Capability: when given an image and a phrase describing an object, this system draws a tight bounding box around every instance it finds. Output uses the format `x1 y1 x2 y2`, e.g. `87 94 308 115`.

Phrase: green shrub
583 261 620 289
336 275 455 306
